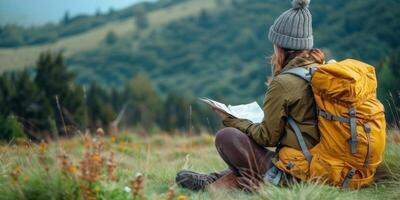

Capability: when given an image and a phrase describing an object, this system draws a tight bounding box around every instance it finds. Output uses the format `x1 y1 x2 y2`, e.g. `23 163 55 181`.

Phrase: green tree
134 7 149 29
0 115 25 141
198 10 210 27
104 30 118 45
0 70 52 140
63 11 70 24
0 73 15 116
34 52 86 135
124 73 162 128
13 70 53 133
162 92 190 131
86 83 116 130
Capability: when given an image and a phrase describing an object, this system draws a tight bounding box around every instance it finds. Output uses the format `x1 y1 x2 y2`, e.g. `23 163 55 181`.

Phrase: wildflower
58 151 76 176
91 154 102 162
94 185 101 193
38 140 47 154
23 176 30 183
177 195 187 200
111 135 116 143
38 140 49 172
165 187 175 200
68 165 77 174
124 186 132 193
10 165 21 183
79 134 104 183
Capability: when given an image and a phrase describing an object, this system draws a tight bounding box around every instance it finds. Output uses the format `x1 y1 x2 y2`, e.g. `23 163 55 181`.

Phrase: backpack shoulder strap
280 64 317 83
279 64 318 163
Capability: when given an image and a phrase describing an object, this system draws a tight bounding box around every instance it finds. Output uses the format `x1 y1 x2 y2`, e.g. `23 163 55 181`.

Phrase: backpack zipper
363 123 372 167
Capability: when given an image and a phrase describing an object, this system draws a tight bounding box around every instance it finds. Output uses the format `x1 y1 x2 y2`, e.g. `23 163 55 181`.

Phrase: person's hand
212 108 231 120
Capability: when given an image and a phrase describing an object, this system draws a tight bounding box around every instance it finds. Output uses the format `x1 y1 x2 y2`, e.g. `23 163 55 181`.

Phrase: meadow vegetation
0 130 399 200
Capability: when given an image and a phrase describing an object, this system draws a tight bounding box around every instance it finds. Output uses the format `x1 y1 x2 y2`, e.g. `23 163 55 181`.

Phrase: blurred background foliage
0 0 399 141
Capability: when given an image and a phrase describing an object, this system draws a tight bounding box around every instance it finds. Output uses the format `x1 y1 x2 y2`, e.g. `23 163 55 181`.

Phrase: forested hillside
66 0 400 103
0 0 188 47
0 0 400 114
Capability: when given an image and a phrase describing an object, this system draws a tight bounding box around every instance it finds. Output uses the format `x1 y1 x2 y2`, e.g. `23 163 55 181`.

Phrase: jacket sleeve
222 78 289 147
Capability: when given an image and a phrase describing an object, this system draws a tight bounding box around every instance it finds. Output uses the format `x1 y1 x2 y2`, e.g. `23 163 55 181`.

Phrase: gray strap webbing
264 165 283 185
317 108 350 123
349 108 358 155
287 117 312 163
280 67 311 83
363 123 372 167
342 168 356 189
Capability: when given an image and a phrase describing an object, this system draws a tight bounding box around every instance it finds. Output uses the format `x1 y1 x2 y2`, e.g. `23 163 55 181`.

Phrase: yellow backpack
274 59 386 189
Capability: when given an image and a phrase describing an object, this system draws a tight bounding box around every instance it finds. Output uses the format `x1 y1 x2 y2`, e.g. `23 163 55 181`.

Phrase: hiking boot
175 170 222 191
206 171 241 191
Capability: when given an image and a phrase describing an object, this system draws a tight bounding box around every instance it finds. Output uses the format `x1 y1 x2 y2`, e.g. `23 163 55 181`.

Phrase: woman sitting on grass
177 0 386 191
176 0 322 191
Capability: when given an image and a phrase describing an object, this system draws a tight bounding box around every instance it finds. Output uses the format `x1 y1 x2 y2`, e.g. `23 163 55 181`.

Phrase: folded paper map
199 97 264 123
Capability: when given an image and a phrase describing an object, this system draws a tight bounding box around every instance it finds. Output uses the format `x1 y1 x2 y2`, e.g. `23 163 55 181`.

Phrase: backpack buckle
349 108 356 117
308 67 317 76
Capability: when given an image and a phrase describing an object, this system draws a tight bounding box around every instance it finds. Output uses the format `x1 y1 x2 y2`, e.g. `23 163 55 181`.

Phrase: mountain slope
0 0 218 72
69 0 400 103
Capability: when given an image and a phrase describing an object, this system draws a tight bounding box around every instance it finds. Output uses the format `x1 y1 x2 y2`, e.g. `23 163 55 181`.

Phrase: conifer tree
105 30 118 45
86 83 115 131
134 7 149 29
162 92 189 131
124 73 161 128
34 52 86 134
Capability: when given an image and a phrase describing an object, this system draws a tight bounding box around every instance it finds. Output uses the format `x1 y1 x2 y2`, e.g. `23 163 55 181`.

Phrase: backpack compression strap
280 67 314 163
287 117 313 163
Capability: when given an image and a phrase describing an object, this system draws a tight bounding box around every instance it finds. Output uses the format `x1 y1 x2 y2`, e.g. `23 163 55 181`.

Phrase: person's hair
270 45 325 75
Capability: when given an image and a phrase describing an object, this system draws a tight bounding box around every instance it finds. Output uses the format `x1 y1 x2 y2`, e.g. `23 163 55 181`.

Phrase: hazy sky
0 0 155 26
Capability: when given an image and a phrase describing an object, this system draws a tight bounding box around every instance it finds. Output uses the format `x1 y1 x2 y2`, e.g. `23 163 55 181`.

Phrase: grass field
1 130 399 200
0 0 218 73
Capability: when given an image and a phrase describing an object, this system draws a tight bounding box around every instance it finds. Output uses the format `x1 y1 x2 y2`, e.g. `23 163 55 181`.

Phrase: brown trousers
212 127 276 189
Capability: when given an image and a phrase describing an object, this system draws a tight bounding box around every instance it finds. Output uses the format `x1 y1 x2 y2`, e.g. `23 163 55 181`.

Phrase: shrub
0 115 26 142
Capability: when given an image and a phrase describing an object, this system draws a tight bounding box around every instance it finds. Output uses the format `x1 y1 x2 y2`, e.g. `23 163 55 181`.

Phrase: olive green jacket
223 56 320 150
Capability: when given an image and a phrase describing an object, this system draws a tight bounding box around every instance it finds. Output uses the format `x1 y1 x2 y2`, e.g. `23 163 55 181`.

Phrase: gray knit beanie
268 0 313 50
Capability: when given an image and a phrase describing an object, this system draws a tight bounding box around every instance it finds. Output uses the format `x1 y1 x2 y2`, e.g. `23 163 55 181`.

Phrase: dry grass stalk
106 151 118 181
38 140 49 172
96 128 105 136
80 184 97 200
58 150 77 175
83 132 91 150
392 129 400 144
78 133 105 200
130 173 145 200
